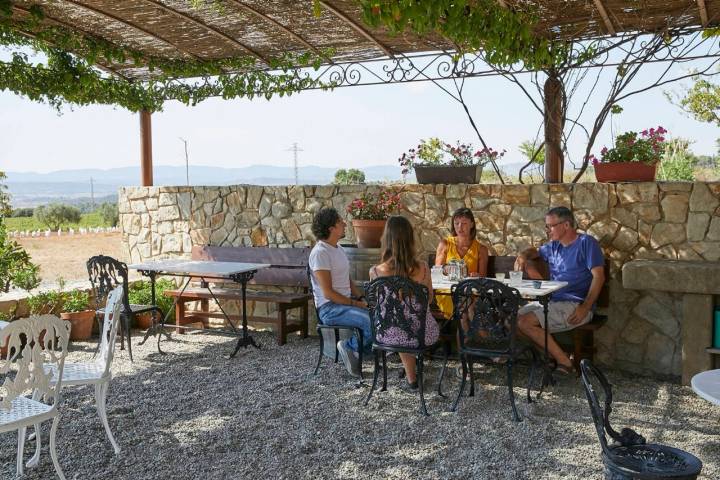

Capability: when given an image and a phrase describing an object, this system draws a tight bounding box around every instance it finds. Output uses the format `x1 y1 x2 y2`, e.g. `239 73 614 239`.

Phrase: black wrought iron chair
87 255 164 362
450 278 539 422
308 266 364 380
364 275 443 416
579 360 703 480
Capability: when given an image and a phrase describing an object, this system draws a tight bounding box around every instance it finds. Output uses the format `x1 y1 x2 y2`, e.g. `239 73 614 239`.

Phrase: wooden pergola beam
592 0 617 35
61 0 202 61
318 1 394 58
140 0 271 64
697 0 709 27
10 7 130 80
226 1 326 59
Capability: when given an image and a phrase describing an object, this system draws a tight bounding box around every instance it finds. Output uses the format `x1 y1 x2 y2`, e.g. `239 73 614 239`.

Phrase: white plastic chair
0 315 71 479
29 285 125 462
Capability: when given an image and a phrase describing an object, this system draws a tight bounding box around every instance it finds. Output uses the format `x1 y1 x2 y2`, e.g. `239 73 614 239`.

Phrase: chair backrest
451 278 521 353
97 286 124 375
87 255 131 313
365 276 430 350
306 265 320 318
0 315 70 410
579 359 647 458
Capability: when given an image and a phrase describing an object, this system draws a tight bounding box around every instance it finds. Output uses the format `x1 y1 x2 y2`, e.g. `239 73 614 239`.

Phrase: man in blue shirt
514 206 605 375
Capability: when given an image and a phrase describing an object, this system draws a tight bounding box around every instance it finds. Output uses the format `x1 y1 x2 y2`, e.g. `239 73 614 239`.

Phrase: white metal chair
29 285 125 462
0 314 71 479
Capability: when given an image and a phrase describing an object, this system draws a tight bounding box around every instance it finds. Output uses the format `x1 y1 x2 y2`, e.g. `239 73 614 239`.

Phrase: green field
3 212 111 232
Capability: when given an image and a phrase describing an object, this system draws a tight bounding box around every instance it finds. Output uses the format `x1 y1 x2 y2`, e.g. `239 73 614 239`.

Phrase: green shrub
27 290 64 315
11 208 34 217
62 290 91 313
658 138 696 181
333 169 366 185
0 222 41 292
128 279 175 316
97 202 119 227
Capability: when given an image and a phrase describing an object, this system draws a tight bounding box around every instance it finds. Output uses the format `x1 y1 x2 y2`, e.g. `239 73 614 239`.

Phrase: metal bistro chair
87 255 164 362
451 278 540 422
28 286 125 465
580 360 703 480
364 275 442 416
309 266 364 380
0 315 71 480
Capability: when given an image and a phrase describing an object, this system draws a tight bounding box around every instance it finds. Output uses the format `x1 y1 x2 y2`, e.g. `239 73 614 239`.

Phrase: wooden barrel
341 244 380 282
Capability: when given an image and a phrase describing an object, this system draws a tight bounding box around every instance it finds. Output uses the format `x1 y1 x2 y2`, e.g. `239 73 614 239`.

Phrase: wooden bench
428 254 609 370
164 245 311 346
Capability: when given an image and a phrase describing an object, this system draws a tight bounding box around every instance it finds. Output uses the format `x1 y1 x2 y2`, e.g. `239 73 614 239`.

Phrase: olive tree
34 204 82 231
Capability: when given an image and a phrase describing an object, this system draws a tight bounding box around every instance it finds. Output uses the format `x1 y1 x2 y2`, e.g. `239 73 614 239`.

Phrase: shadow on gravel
1 328 718 480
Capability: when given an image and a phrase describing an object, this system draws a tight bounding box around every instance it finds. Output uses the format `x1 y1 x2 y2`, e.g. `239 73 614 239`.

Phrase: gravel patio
2 330 718 480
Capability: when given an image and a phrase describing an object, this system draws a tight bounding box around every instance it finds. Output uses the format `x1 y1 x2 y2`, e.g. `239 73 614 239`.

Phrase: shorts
518 301 592 333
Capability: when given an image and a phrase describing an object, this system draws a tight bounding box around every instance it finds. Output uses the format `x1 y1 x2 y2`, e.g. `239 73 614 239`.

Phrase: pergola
5 0 719 184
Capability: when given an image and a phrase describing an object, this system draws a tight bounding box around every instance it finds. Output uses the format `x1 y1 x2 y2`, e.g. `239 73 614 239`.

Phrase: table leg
230 270 260 357
539 295 555 390
139 275 191 354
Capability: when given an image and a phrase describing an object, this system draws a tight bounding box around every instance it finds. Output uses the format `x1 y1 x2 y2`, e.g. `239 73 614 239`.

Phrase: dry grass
17 232 126 284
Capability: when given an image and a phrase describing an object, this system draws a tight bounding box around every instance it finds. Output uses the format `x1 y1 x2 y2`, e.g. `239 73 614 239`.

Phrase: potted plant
28 283 94 341
346 188 402 248
59 290 94 340
591 126 667 182
128 279 175 329
399 138 505 184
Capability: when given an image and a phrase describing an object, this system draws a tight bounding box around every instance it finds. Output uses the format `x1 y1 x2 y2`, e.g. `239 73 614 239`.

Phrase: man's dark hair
312 207 341 240
546 206 576 228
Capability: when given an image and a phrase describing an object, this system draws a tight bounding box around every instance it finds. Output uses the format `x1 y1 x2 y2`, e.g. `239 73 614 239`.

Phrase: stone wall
119 182 720 378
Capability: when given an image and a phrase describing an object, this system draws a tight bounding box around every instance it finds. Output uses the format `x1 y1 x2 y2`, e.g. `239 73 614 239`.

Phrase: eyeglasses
545 221 566 231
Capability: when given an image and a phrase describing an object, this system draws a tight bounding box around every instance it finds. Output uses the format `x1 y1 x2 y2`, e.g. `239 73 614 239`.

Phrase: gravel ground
2 330 718 480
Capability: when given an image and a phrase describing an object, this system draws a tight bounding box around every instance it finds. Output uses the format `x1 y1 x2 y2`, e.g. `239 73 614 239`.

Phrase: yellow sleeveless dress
437 236 483 319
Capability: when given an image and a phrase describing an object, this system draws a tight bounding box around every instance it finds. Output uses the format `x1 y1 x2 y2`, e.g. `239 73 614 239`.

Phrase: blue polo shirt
539 233 604 304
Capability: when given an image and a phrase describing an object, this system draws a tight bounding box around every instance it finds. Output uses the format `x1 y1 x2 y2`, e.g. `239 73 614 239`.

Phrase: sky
1 51 718 179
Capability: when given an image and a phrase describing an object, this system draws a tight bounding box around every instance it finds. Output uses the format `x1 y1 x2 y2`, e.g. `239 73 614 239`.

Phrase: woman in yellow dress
434 207 489 320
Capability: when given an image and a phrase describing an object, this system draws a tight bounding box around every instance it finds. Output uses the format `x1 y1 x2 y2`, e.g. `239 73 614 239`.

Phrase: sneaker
337 340 361 378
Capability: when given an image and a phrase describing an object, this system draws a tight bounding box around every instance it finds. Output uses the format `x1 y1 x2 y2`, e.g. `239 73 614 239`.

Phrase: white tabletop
128 260 270 278
691 369 720 406
432 277 568 299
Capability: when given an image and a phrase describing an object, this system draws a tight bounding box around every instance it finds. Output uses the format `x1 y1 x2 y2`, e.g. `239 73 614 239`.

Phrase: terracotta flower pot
594 162 657 183
135 312 154 330
60 310 95 340
351 219 387 248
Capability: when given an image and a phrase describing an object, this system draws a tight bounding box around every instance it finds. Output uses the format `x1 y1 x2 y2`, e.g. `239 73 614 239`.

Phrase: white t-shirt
309 240 351 308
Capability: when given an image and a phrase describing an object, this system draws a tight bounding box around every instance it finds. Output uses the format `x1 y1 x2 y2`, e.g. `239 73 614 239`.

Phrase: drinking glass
509 270 523 287
494 272 506 280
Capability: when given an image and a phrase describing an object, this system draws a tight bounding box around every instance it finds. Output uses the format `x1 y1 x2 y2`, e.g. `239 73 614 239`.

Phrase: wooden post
543 74 564 183
140 109 153 186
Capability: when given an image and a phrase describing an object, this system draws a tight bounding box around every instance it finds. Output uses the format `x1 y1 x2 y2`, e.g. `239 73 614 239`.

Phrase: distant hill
5 164 404 207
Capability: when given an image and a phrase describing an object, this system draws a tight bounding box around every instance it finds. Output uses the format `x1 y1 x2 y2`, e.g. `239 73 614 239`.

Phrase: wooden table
691 369 720 406
128 260 269 357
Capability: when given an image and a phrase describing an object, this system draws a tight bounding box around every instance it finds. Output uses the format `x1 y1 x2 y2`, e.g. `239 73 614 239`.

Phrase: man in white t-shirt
309 207 372 378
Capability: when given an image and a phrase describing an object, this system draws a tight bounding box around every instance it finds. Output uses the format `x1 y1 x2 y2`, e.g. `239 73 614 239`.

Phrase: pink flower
601 147 608 155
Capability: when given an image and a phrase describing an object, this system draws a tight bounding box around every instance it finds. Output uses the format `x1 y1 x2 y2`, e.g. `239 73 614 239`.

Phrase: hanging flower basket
594 162 657 183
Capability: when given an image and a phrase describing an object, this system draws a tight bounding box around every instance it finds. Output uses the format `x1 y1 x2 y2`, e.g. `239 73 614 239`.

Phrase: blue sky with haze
1 56 718 178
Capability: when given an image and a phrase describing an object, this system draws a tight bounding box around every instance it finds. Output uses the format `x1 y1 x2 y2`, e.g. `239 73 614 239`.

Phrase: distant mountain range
4 162 527 207
4 164 405 207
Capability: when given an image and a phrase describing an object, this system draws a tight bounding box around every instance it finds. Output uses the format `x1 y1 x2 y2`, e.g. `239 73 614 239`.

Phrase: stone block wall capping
622 259 719 385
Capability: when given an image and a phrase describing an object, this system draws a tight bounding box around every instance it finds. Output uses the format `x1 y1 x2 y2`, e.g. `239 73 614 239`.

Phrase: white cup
494 272 506 280
509 270 523 287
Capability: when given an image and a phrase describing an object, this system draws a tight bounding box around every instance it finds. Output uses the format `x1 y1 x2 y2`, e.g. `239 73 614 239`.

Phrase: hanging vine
0 0 330 112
